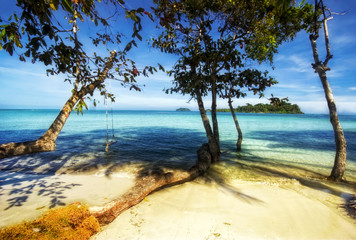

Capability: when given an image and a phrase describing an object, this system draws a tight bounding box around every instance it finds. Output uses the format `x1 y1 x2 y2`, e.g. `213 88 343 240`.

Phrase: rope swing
104 81 117 152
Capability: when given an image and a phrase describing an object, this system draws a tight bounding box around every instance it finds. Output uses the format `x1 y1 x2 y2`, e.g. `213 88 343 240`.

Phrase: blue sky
0 0 355 113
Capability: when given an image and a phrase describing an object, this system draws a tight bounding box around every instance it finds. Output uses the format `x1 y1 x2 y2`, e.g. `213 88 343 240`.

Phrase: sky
0 0 355 114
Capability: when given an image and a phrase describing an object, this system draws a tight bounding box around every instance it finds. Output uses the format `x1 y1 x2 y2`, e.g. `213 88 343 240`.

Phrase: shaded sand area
1 154 356 239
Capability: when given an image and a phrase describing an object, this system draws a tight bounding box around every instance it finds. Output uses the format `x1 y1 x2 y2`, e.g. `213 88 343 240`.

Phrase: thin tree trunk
91 143 212 225
211 79 220 153
309 5 347 181
194 88 220 163
0 51 117 159
228 97 243 151
321 74 347 181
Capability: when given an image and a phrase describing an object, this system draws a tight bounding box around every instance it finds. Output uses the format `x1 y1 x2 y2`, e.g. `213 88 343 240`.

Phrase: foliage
219 69 278 102
0 203 99 240
0 0 156 114
151 0 313 155
230 102 303 114
153 0 314 102
176 107 190 111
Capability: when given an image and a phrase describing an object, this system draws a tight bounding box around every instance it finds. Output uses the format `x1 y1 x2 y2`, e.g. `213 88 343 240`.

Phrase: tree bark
211 79 221 153
309 31 347 181
194 88 220 163
0 51 117 159
228 97 243 151
91 143 212 225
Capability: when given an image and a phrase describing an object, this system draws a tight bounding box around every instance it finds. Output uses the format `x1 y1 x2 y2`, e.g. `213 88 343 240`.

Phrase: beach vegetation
0 203 99 240
214 99 304 114
176 108 191 111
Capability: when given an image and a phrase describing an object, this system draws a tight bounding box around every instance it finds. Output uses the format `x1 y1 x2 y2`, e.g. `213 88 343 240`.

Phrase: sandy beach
1 156 356 240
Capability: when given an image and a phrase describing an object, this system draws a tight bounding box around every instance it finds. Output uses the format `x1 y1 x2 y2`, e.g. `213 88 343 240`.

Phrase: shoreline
1 157 356 239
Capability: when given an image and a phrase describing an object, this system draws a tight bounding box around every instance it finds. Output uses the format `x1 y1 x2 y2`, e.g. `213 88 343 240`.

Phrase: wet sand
1 160 356 240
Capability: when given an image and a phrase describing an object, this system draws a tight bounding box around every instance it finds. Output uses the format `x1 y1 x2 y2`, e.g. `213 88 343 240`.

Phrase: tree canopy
151 0 314 160
0 0 160 158
0 0 157 113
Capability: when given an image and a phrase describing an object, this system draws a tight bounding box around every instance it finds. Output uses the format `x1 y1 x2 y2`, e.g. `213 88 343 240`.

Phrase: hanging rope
104 80 117 152
105 95 110 152
109 79 116 140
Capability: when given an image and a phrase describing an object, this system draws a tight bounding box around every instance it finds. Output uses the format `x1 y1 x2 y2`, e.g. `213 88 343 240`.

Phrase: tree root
90 143 212 225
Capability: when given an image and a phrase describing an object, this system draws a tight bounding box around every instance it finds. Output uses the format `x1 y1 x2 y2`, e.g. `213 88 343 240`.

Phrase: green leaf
137 8 145 13
0 28 5 39
135 32 142 41
61 0 74 14
82 99 88 110
124 42 132 52
158 63 165 72
4 43 13 56
14 37 22 48
77 12 84 22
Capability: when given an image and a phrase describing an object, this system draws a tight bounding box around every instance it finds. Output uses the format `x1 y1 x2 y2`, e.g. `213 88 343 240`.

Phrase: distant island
215 102 303 114
176 108 191 111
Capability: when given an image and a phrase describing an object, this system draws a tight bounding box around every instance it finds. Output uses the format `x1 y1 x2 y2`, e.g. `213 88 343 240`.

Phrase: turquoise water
1 109 356 177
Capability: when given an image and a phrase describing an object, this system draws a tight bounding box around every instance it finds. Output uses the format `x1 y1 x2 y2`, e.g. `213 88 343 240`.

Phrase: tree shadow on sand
2 125 355 212
0 126 208 211
219 149 356 203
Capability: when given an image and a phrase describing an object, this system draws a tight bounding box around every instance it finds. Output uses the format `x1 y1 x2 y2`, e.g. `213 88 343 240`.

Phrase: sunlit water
1 109 356 182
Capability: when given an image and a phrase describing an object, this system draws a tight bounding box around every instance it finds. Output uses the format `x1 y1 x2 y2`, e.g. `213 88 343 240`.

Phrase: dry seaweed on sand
0 203 100 240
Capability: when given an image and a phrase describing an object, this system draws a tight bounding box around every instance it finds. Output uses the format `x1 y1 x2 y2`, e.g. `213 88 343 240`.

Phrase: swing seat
103 140 117 147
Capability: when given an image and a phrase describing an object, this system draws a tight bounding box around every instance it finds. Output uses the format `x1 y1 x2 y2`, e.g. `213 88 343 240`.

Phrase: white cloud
0 66 46 78
296 97 356 114
276 54 312 71
295 101 328 114
332 35 354 45
349 87 356 91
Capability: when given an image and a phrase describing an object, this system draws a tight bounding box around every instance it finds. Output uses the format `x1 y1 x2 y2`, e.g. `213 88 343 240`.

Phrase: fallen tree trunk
90 143 212 225
0 51 117 159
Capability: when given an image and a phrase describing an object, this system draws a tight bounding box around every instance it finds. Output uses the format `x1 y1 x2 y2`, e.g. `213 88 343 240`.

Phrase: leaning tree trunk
309 3 347 181
91 143 212 225
194 88 220 163
0 51 117 159
228 97 243 151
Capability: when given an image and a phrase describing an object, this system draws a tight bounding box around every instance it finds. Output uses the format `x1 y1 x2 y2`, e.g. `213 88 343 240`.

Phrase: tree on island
176 108 191 111
153 0 313 157
226 97 303 114
308 0 347 181
0 0 155 159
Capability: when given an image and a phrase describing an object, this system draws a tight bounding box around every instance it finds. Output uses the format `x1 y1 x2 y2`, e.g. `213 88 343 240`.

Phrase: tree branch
320 0 333 67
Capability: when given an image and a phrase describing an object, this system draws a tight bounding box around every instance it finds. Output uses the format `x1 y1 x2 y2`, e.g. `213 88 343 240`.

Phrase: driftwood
90 143 212 225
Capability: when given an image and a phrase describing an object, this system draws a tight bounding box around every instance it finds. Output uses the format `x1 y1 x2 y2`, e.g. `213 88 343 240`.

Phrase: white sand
92 179 356 240
1 163 356 239
0 171 134 228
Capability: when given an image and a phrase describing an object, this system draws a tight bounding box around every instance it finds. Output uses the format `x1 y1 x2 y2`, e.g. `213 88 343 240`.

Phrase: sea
1 109 356 180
